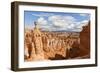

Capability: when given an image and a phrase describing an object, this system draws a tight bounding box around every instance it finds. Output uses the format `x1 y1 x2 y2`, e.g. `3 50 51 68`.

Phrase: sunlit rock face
32 26 45 60
42 35 67 60
42 31 81 59
24 21 91 61
25 23 45 61
24 28 80 61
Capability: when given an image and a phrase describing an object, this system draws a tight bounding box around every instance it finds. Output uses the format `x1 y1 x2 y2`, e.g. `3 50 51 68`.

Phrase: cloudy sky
24 11 90 32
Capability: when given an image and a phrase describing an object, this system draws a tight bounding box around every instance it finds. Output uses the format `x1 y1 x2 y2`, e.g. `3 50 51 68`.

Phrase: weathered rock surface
66 22 90 59
79 21 90 57
24 29 80 61
24 22 90 61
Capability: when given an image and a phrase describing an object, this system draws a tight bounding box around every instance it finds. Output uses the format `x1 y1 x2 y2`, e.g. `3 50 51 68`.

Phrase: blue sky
24 11 90 32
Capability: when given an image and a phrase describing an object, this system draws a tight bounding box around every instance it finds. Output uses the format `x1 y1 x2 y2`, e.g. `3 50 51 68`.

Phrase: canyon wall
24 29 80 61
24 22 90 61
70 22 90 58
79 21 90 58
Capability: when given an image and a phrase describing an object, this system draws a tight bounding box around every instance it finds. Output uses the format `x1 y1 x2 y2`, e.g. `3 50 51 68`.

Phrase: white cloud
36 17 47 26
79 14 88 17
71 28 83 32
32 14 41 17
48 15 76 28
67 24 75 29
32 13 54 17
34 15 89 32
76 20 88 29
81 20 89 26
25 24 34 29
64 16 76 23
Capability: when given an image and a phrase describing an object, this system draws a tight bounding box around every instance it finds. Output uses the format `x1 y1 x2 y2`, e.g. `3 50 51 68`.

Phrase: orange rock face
24 22 90 61
24 29 80 61
79 21 90 58
70 22 90 59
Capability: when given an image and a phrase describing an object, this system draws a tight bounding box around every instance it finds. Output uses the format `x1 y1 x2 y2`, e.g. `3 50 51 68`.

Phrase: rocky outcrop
25 23 45 61
68 21 90 59
79 21 90 58
24 22 82 61
69 40 80 58
24 29 80 61
24 21 90 61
